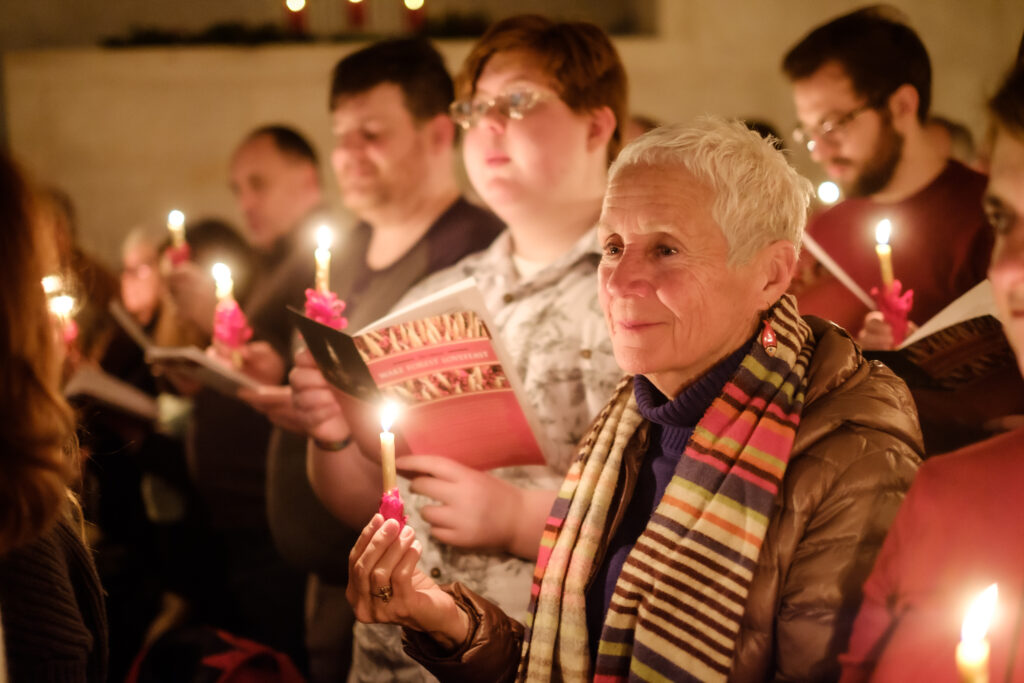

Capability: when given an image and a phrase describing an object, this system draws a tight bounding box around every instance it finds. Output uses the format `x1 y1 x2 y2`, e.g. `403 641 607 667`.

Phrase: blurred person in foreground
839 63 1024 683
0 151 107 681
783 6 991 350
290 15 626 681
344 118 923 682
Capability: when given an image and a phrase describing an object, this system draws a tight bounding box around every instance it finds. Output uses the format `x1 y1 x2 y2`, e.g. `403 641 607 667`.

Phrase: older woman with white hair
344 117 923 682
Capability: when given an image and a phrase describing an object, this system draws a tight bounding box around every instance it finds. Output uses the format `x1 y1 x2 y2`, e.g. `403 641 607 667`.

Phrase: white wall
4 0 1022 267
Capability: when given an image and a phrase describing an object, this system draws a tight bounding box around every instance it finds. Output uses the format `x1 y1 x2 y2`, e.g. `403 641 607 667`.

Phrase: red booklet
290 279 548 470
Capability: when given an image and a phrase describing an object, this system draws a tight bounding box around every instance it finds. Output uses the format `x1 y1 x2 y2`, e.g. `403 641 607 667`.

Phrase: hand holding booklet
109 301 261 396
290 278 548 471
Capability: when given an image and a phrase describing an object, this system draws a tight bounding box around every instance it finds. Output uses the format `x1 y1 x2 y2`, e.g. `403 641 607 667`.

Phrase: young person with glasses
782 6 992 355
288 15 627 681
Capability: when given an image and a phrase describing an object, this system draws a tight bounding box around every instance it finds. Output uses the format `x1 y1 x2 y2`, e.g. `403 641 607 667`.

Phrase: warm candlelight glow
49 294 75 320
167 209 186 246
285 0 306 11
817 181 840 205
212 262 234 301
404 0 424 9
349 0 363 3
315 224 333 292
963 584 998 644
957 583 998 683
41 274 62 294
380 401 399 492
875 219 892 246
874 218 894 288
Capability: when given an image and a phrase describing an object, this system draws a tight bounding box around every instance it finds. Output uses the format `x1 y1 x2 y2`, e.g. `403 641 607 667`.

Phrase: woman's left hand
347 514 470 649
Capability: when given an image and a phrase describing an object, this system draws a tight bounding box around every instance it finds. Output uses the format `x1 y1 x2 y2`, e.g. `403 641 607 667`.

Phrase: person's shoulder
795 317 924 460
917 427 1024 486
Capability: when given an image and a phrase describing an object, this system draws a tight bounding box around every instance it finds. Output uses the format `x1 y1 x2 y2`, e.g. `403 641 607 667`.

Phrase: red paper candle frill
379 488 406 530
165 243 191 266
870 279 914 346
213 299 253 349
304 289 349 330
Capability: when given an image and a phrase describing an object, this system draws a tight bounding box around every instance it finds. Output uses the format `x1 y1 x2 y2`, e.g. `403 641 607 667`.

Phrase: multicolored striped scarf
519 295 815 682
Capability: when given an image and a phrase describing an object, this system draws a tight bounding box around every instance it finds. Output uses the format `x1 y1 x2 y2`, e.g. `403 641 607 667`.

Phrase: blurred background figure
0 151 108 682
925 114 979 167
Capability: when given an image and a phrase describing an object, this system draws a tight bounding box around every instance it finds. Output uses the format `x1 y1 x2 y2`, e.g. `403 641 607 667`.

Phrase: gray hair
608 116 812 265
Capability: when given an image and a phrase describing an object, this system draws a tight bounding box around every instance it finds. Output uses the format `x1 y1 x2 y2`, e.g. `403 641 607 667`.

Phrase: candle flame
962 583 998 643
316 224 333 251
41 274 62 294
285 0 306 11
167 209 185 229
211 262 232 283
817 181 840 205
380 400 399 432
49 294 75 318
404 0 424 9
875 219 892 246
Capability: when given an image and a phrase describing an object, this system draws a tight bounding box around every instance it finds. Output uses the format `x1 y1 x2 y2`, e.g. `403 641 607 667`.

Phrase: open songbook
64 364 159 421
109 301 260 395
865 280 1010 390
290 278 548 470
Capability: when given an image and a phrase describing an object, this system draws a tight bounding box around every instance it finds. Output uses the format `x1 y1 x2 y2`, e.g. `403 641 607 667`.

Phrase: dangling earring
761 318 777 356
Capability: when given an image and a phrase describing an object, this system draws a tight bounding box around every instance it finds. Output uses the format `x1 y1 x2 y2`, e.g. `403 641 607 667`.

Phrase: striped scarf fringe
519 295 815 682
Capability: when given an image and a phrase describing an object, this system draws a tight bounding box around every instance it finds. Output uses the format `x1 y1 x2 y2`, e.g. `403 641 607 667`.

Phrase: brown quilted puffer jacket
405 317 924 683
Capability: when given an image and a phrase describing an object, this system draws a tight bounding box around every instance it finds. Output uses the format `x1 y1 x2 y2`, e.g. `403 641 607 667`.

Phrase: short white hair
608 116 812 265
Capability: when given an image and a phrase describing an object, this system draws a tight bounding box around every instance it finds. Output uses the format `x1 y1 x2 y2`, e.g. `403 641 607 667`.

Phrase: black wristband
313 434 354 452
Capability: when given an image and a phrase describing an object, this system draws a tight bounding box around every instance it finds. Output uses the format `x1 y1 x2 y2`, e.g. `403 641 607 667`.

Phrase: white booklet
109 301 260 395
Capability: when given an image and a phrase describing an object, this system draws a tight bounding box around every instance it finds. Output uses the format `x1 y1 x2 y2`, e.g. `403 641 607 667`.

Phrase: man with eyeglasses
782 6 991 350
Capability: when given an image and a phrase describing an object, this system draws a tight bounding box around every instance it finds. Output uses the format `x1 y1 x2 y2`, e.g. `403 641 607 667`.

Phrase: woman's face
986 128 1024 375
461 50 597 216
598 163 769 397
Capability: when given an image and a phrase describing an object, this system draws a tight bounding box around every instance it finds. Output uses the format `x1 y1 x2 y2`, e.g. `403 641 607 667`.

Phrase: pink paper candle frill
165 243 191 266
379 487 406 530
304 289 349 330
870 279 914 346
213 299 253 349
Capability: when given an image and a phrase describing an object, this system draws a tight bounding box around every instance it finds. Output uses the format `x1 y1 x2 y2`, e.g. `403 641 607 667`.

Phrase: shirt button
580 349 592 359
502 293 515 304
430 567 442 579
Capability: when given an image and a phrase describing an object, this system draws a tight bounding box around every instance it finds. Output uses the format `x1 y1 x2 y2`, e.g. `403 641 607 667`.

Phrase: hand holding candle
956 583 997 683
871 218 913 346
378 401 406 528
166 209 191 266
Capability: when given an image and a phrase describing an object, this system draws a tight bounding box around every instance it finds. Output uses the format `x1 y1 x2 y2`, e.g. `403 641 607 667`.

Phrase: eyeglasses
792 103 875 151
449 88 554 130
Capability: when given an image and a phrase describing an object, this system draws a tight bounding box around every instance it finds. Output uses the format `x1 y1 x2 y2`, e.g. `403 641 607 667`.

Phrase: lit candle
167 209 186 248
41 274 62 295
315 225 332 293
212 262 234 302
956 583 998 683
49 293 75 324
875 218 895 288
380 401 398 492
